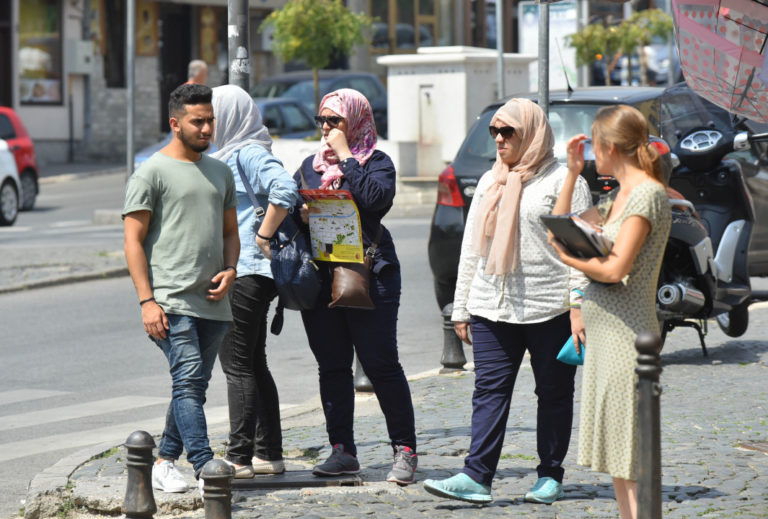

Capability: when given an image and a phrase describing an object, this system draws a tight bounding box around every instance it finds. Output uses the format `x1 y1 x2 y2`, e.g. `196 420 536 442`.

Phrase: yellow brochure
299 189 365 263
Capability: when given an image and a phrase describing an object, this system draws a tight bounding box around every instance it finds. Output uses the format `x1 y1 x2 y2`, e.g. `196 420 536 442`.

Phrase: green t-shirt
123 152 237 321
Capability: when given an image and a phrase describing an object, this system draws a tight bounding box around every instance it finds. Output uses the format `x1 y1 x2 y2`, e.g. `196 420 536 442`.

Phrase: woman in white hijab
211 84 298 478
422 99 591 505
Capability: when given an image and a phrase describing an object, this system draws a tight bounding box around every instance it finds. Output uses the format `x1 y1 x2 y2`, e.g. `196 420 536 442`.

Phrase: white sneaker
198 477 204 502
151 460 189 493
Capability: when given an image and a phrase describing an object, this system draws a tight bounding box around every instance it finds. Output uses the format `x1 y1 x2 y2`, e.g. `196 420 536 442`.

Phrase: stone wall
79 55 162 162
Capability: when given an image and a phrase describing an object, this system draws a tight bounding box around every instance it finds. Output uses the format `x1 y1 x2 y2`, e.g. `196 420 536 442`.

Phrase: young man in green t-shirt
123 83 240 494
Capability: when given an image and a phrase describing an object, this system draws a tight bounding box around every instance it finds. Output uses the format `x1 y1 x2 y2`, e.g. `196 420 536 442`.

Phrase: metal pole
537 1 550 117
354 355 373 392
201 459 234 519
122 431 156 519
578 0 589 87
227 0 250 91
635 332 663 519
440 303 467 372
495 0 505 99
82 0 92 145
126 0 135 178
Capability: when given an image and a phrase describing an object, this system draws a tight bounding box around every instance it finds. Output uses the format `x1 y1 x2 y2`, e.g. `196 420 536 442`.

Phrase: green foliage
261 0 371 72
567 9 673 85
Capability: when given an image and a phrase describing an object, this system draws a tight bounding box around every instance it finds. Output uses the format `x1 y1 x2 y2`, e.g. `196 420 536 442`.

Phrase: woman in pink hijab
294 89 418 486
423 99 592 505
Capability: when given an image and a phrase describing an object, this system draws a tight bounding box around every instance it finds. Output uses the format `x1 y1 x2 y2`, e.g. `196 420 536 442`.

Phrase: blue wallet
557 336 585 365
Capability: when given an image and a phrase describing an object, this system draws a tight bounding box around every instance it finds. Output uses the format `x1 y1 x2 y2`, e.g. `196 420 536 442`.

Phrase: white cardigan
452 161 592 324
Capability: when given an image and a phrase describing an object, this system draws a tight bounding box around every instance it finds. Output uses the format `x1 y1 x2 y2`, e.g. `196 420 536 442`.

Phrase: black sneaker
386 445 418 485
312 444 360 476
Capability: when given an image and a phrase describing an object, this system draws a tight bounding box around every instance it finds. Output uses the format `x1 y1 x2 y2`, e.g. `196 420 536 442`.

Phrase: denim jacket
228 144 298 278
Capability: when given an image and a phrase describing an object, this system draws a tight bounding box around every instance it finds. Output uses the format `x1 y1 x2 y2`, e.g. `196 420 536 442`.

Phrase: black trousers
463 312 576 486
300 266 416 457
218 274 282 464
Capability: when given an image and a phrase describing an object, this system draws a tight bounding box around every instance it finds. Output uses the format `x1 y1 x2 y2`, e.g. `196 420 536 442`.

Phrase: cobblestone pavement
51 316 768 519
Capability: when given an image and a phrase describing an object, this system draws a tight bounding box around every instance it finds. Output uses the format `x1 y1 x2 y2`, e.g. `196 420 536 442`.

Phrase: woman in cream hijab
423 99 592 505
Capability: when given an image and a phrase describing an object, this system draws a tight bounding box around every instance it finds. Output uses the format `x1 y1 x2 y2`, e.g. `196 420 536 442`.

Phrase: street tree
568 9 673 86
260 0 371 111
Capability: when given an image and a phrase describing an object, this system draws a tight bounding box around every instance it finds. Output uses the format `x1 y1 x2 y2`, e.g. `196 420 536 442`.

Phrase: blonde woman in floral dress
550 104 671 519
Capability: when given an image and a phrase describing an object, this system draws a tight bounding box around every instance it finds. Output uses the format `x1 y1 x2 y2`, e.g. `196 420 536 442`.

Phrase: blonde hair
592 104 664 184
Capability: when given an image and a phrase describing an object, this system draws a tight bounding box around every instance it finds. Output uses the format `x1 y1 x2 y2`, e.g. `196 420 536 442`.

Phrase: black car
427 84 768 311
251 70 388 138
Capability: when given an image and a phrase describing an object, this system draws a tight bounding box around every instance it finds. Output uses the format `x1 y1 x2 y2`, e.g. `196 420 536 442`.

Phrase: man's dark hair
168 83 212 118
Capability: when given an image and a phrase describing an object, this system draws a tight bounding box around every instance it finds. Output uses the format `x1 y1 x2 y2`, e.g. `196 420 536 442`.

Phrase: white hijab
211 84 272 162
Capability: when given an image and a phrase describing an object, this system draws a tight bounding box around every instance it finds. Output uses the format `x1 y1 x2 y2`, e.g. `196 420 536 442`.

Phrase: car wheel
715 300 750 337
0 180 19 226
20 169 37 211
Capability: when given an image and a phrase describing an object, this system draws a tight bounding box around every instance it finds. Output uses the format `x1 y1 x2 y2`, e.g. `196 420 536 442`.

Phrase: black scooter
656 128 768 354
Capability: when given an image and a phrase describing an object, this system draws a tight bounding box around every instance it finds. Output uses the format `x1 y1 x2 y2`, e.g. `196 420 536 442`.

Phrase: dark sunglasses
314 115 344 128
489 126 516 139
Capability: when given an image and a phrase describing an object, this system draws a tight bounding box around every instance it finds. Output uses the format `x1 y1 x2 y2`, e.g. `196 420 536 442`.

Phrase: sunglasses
314 115 345 128
489 126 516 139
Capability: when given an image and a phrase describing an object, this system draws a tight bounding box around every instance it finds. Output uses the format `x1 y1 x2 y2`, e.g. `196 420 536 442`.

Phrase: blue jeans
152 314 231 475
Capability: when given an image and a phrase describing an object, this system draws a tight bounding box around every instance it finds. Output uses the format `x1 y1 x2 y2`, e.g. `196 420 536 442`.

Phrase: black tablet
540 214 604 258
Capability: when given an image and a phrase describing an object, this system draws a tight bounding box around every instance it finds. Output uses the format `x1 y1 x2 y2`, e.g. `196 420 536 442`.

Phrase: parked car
0 138 21 226
427 84 768 311
254 97 317 139
133 97 317 170
0 107 38 210
251 70 388 138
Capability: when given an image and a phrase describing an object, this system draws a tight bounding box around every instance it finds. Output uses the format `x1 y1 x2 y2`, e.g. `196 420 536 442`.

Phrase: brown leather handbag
328 226 383 310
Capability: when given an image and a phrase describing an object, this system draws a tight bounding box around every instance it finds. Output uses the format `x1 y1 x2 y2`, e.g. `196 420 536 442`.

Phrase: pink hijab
472 98 557 275
312 89 377 189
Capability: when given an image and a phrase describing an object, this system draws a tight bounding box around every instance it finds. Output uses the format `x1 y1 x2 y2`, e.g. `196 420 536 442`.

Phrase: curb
38 167 125 185
0 267 130 295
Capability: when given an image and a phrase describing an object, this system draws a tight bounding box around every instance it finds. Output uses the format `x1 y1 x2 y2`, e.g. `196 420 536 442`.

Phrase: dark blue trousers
463 312 575 486
300 266 416 456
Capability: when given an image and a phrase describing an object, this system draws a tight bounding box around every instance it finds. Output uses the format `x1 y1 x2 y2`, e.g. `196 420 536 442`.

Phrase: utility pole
496 0 505 99
227 0 249 91
126 0 135 178
537 1 551 117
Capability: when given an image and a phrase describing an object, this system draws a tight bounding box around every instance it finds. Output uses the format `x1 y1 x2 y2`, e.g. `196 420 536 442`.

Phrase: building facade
1 0 631 164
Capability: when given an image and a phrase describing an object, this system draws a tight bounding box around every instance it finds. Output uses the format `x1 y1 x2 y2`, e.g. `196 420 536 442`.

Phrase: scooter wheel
716 301 750 338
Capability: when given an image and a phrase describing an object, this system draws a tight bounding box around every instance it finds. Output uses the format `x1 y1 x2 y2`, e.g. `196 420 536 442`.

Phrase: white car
0 139 21 226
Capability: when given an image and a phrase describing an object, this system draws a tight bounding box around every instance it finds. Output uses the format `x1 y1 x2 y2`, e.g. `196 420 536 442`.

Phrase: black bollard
201 459 234 519
122 431 157 519
440 303 466 373
635 332 663 519
353 355 374 392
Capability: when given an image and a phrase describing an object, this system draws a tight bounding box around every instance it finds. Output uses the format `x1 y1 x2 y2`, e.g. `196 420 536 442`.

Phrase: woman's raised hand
566 134 589 177
326 128 353 162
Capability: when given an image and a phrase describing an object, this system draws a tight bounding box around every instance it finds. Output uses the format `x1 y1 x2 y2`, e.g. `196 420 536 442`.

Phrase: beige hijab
472 98 557 275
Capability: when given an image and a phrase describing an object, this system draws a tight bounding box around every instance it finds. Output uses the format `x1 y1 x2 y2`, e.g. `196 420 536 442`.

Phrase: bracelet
139 297 156 306
569 288 584 308
255 231 273 241
223 265 237 274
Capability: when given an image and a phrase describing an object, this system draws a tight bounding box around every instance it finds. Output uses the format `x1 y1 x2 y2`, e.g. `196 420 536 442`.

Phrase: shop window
370 0 439 54
19 0 62 105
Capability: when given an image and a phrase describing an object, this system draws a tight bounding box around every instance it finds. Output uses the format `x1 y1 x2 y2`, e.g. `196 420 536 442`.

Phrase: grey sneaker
386 445 418 485
313 444 360 476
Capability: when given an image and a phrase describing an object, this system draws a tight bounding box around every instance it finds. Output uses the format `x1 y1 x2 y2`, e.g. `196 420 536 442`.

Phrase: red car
0 107 38 210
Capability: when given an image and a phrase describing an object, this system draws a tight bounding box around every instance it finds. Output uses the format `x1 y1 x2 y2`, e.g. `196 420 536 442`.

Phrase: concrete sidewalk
23 322 768 519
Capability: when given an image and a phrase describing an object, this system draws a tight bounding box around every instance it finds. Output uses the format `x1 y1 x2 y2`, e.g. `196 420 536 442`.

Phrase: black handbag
234 153 320 334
